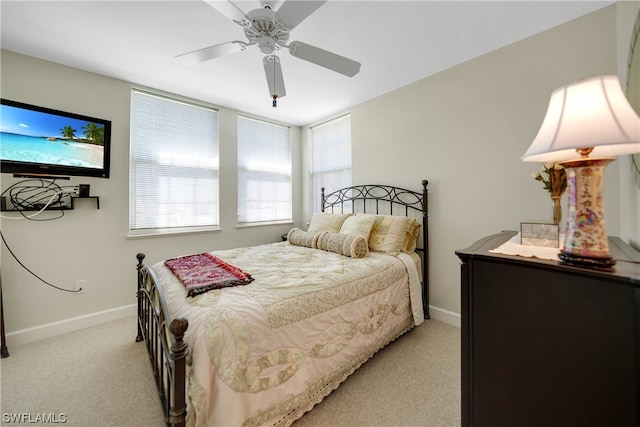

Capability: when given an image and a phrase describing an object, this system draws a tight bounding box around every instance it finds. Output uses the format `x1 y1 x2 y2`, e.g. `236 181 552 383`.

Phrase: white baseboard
6 304 137 347
6 302 459 347
428 305 461 328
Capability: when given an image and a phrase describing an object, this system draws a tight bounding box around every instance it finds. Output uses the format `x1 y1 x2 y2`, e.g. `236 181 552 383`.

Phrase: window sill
127 226 221 239
236 220 294 228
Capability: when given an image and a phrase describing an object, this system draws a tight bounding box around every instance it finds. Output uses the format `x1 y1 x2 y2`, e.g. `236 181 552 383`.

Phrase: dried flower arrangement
532 162 567 224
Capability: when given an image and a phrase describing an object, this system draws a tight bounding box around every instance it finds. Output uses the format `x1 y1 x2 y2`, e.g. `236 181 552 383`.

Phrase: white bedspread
152 242 423 427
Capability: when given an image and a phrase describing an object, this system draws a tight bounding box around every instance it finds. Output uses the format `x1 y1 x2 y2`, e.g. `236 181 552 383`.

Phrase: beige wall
617 0 640 249
2 3 635 341
347 5 620 319
0 51 302 342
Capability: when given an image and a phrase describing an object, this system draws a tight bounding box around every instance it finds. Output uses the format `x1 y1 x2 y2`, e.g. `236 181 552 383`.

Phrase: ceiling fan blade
276 0 326 30
203 0 249 25
288 41 361 77
263 55 286 98
176 41 246 65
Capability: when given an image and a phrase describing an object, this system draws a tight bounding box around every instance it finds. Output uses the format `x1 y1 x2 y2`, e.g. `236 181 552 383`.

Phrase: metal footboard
136 253 188 427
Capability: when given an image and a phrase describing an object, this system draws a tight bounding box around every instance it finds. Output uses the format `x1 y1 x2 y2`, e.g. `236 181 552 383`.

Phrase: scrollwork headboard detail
321 180 430 319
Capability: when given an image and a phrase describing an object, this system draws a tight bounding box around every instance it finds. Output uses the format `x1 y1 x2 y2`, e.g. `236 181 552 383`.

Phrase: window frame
237 114 292 226
309 113 353 214
128 88 220 237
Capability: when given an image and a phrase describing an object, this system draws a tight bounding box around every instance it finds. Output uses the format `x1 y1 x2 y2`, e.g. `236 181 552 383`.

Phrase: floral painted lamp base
558 158 615 269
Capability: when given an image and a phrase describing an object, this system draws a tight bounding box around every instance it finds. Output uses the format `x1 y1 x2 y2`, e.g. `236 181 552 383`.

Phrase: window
310 114 352 212
129 89 219 233
237 116 291 224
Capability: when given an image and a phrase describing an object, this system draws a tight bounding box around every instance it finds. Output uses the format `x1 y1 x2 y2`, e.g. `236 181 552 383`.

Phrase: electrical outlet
75 280 87 294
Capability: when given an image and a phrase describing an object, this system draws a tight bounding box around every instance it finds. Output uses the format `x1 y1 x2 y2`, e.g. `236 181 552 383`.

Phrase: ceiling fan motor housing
244 7 289 54
258 36 278 54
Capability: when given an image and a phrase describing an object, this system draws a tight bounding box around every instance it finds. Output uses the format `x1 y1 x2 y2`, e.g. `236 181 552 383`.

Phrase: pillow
365 214 419 254
401 221 421 253
339 214 375 240
316 231 369 258
307 212 352 233
287 228 320 248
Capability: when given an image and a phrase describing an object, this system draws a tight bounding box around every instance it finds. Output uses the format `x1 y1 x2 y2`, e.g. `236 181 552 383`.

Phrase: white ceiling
1 0 613 126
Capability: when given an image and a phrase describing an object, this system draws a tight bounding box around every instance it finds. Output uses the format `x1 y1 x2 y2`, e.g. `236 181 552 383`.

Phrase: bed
136 180 430 427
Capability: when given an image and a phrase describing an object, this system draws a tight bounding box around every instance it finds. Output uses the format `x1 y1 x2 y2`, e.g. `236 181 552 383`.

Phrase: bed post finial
136 253 146 271
170 318 189 341
421 180 429 216
321 187 326 212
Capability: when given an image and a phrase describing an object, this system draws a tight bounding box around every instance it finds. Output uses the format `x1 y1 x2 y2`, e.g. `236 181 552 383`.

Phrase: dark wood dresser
456 231 640 427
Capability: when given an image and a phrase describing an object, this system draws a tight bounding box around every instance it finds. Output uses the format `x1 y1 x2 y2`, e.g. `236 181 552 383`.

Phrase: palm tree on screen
60 125 77 140
82 123 104 145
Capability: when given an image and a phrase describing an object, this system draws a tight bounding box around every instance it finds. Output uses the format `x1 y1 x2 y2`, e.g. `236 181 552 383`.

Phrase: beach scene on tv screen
0 104 105 169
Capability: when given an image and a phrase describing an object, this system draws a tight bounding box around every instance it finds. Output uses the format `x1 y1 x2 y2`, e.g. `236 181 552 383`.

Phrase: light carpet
0 316 460 427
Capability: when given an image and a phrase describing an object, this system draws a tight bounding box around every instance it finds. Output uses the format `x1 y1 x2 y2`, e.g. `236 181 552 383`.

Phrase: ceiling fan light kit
178 0 361 107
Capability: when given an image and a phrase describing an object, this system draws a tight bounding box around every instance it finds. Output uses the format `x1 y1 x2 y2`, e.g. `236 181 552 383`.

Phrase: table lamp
522 75 640 268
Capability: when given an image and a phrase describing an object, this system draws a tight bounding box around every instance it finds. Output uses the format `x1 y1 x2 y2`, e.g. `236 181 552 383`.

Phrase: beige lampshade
522 75 640 162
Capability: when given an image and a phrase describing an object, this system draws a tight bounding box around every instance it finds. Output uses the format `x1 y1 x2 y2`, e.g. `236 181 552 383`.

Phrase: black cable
8 178 72 209
0 230 80 293
1 178 79 292
1 178 74 220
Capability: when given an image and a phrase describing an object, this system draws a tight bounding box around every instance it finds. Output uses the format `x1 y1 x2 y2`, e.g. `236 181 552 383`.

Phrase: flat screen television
0 99 111 178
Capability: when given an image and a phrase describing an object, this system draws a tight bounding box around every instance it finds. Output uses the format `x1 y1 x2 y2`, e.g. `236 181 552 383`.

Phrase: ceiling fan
176 0 361 107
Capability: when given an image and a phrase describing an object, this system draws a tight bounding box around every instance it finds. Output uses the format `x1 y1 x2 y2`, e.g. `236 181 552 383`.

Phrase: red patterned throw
165 253 254 297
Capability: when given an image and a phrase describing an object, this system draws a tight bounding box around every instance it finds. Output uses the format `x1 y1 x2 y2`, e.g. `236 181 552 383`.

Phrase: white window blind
310 114 352 212
238 116 291 224
129 89 219 232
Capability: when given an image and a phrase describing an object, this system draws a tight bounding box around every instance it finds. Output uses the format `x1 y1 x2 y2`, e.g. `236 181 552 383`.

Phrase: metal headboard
321 180 429 319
